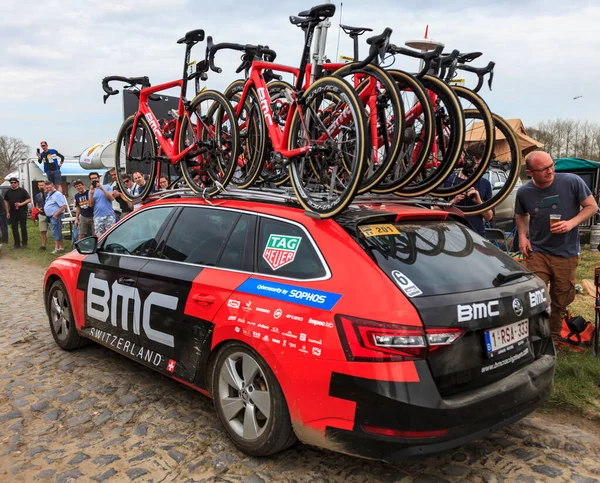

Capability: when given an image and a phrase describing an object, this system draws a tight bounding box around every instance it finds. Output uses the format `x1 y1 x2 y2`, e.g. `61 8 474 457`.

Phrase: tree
0 136 30 179
526 119 600 161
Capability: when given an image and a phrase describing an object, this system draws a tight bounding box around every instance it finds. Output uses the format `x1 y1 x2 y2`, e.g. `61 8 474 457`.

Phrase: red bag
31 206 40 222
560 311 595 346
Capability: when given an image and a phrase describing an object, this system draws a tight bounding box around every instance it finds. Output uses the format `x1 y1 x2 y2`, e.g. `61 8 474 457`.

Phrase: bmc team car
43 190 555 461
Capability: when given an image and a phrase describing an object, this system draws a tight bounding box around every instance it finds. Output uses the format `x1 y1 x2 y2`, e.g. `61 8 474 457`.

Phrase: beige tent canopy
465 118 543 163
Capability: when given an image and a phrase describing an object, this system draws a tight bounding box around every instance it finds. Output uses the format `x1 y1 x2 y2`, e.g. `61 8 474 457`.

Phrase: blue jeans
49 214 64 240
0 215 8 244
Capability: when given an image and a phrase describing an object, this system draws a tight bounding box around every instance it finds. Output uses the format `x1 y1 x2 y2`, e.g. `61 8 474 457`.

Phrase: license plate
484 320 529 356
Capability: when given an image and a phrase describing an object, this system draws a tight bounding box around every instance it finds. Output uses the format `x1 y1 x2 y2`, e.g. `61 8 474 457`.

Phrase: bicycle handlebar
208 40 277 74
457 61 495 92
387 43 444 78
353 27 393 70
101 76 151 104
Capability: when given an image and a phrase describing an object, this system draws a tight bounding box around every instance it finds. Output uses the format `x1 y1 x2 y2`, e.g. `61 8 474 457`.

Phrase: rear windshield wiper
493 270 531 287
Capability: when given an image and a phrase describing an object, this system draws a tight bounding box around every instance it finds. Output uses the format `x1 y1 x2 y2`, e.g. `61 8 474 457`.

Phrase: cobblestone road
1 257 599 482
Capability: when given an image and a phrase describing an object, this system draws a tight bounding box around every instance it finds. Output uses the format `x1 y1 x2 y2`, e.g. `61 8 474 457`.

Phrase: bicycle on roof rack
101 29 240 203
208 4 369 219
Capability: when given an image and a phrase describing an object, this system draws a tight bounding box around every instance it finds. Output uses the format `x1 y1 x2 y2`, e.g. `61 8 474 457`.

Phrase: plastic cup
549 214 561 227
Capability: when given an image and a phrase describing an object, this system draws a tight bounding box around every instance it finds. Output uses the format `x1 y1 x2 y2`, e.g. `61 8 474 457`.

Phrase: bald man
515 150 598 339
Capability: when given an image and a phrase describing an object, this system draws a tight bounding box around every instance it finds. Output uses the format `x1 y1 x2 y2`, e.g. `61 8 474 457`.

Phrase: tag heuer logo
263 235 301 270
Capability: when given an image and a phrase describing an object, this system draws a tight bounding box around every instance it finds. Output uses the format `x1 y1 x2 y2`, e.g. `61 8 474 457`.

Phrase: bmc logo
457 300 500 322
87 273 177 347
257 88 273 127
529 289 547 308
144 112 162 139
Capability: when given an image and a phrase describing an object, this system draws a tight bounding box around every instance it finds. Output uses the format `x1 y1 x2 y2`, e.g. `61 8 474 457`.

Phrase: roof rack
141 185 453 216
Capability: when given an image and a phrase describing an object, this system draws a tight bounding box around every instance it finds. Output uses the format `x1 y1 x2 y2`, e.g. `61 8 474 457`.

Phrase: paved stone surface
1 257 600 482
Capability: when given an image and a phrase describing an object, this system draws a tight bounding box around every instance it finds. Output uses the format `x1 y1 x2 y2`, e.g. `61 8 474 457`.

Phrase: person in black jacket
3 178 31 248
0 190 8 245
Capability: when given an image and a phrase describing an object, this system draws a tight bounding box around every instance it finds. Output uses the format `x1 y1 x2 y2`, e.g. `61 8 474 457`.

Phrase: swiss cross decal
262 234 302 270
167 360 177 373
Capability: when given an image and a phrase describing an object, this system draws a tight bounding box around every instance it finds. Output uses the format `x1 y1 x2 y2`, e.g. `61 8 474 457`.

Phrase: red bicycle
208 5 368 218
102 29 240 201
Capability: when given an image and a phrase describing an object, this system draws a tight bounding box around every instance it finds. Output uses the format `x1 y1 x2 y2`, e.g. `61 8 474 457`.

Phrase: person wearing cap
73 179 94 240
34 180 48 251
36 141 65 193
3 178 31 249
42 180 67 254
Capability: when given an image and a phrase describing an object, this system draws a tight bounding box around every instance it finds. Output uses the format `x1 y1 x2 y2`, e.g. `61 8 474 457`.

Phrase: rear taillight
335 315 464 362
362 424 448 439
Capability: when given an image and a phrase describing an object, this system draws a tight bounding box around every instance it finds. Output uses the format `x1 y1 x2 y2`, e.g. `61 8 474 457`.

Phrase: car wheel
47 280 88 351
211 343 297 456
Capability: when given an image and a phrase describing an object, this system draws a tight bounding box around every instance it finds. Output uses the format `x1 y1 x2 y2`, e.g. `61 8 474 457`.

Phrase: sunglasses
10 181 18 184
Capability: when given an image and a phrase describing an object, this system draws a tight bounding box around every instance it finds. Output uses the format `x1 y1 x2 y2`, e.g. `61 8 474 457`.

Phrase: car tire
47 280 88 351
211 343 297 456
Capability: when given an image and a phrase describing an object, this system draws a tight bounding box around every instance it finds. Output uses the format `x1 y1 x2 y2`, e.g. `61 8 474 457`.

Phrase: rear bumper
325 353 555 461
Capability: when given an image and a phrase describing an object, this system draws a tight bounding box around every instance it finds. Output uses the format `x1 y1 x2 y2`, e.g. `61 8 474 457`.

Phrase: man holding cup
515 151 598 340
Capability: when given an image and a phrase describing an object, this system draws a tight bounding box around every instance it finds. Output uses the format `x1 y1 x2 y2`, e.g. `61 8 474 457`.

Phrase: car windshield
356 220 528 297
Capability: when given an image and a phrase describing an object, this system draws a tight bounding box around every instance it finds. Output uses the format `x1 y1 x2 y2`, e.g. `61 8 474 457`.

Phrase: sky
1 0 598 158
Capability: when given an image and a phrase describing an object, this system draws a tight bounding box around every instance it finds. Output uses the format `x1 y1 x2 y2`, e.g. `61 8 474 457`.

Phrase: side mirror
75 236 98 254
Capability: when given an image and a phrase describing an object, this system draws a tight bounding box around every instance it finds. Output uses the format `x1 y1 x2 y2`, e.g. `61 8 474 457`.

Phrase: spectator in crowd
516 150 598 340
0 190 8 246
42 180 67 254
159 175 169 190
73 180 94 240
34 180 48 251
444 142 493 237
36 140 65 192
4 177 31 249
130 171 153 210
88 171 115 236
110 168 133 220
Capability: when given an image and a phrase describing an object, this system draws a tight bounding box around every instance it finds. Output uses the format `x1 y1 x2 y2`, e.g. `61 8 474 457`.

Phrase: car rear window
356 220 528 296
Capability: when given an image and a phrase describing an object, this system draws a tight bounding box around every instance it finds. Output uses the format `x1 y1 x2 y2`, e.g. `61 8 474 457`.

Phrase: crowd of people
0 161 163 253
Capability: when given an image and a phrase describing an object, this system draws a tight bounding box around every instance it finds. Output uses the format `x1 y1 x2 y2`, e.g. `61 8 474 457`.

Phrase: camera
92 180 99 188
461 157 476 177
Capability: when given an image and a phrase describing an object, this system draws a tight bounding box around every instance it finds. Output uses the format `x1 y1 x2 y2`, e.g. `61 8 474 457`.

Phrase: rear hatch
344 212 551 397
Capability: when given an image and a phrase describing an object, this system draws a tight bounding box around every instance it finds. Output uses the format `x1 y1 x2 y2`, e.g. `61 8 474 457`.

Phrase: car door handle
118 277 136 286
193 294 216 305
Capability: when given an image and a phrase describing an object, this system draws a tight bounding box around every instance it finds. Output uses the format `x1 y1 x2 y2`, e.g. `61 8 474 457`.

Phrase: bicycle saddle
458 51 482 63
297 4 336 20
177 29 205 46
340 24 373 36
289 16 311 28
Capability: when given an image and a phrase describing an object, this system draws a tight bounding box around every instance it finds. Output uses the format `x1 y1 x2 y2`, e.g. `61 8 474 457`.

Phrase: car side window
161 207 240 266
218 214 255 271
102 207 173 257
257 218 326 279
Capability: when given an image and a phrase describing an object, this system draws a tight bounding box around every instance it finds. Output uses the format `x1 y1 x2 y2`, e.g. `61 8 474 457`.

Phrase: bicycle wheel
114 115 157 202
178 90 240 196
223 80 266 189
460 113 521 215
430 86 494 197
287 76 367 218
395 75 465 197
371 69 434 193
331 64 404 194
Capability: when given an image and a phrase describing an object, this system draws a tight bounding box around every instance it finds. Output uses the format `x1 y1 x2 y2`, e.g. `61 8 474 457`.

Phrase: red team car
43 191 555 461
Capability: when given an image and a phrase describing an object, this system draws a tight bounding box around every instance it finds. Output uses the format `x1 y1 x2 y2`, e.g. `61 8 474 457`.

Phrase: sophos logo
257 88 273 127
289 290 326 304
144 112 162 138
87 273 177 347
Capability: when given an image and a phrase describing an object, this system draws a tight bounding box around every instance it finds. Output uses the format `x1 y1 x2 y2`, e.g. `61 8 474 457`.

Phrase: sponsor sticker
263 234 302 270
312 347 322 356
256 307 271 314
237 278 342 310
167 360 177 373
390 270 423 298
274 308 283 319
228 299 240 309
359 224 400 237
